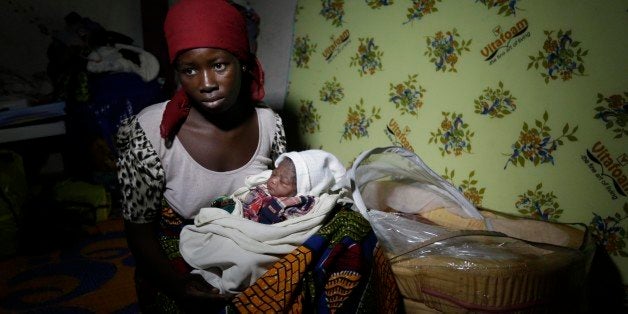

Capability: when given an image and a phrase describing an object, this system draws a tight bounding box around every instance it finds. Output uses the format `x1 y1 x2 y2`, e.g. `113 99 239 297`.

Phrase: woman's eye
214 63 226 71
180 68 197 76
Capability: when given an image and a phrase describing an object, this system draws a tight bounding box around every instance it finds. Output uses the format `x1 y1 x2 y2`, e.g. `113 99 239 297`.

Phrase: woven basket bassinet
389 232 592 313
348 147 594 313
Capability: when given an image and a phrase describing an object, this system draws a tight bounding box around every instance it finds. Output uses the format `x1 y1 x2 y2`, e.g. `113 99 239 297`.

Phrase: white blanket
179 171 344 294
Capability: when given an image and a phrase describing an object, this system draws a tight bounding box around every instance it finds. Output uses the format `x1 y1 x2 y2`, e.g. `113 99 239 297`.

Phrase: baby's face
267 159 297 197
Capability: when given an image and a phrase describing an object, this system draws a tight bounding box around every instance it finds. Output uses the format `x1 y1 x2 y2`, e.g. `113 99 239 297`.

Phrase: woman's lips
200 96 224 106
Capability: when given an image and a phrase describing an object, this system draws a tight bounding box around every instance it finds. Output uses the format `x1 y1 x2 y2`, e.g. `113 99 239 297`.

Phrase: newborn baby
242 156 313 224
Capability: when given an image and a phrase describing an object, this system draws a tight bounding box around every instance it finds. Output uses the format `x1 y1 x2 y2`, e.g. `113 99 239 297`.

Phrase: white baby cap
275 150 348 196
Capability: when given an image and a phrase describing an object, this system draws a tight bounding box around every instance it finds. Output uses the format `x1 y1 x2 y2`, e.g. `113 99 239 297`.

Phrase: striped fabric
233 206 402 313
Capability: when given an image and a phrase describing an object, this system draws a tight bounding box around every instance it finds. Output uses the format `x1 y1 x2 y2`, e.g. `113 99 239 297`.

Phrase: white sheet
179 170 344 294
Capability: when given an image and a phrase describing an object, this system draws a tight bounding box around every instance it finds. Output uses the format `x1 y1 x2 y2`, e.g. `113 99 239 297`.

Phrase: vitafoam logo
481 18 530 64
323 29 350 62
581 141 628 200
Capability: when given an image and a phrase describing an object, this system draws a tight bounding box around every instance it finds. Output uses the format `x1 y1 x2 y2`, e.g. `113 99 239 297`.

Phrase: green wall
285 0 628 283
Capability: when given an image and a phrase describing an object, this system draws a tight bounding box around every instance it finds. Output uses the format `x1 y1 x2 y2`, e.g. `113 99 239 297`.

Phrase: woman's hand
175 274 233 313
125 222 232 312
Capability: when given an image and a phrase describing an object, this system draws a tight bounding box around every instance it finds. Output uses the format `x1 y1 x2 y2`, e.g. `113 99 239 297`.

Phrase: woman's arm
116 117 229 311
124 221 183 293
125 221 228 302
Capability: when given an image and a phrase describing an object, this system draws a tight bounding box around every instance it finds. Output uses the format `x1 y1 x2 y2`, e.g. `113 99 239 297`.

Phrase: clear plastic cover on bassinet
349 147 487 257
347 146 590 262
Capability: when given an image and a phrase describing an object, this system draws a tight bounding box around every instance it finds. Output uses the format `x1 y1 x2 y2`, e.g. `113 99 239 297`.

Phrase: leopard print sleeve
271 111 287 162
115 116 165 224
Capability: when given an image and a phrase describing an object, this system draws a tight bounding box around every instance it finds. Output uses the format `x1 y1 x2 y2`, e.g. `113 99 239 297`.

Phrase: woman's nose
200 69 217 91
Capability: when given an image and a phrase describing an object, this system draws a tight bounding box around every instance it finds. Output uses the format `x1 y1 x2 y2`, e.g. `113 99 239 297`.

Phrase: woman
115 0 286 312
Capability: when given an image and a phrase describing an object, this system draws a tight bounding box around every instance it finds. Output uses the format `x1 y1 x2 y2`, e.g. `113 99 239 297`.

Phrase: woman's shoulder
254 103 277 115
116 101 167 151
254 103 286 158
255 103 283 125
135 101 168 145
136 101 168 127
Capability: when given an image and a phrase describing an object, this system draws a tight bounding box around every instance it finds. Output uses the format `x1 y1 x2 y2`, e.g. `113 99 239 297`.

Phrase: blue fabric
86 73 165 149
301 209 378 313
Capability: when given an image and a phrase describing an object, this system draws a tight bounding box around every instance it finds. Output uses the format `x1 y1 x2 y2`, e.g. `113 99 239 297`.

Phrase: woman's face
176 47 242 114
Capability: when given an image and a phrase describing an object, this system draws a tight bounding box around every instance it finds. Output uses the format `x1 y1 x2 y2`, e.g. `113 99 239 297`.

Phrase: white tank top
138 101 276 219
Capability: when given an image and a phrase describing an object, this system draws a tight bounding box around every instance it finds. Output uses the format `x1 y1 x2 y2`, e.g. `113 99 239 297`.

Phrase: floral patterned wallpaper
285 0 628 282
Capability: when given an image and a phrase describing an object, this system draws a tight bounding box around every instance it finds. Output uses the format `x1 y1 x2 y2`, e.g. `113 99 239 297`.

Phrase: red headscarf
160 0 265 140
